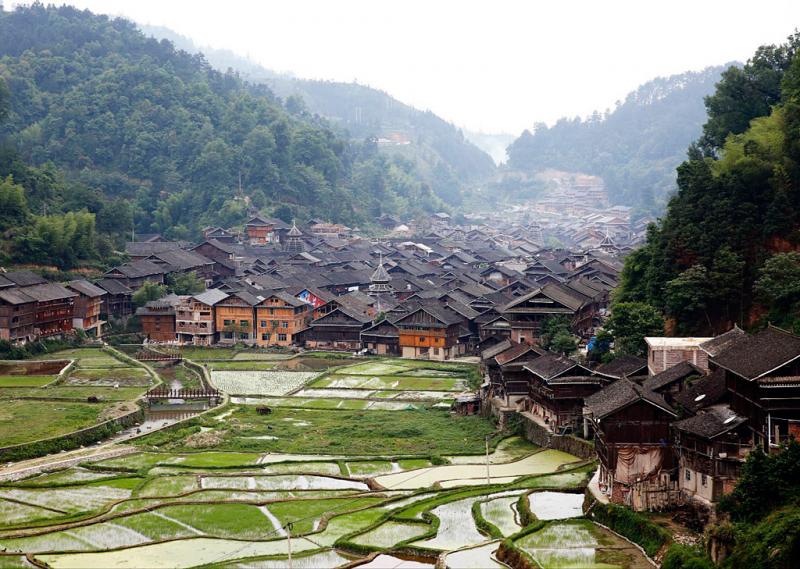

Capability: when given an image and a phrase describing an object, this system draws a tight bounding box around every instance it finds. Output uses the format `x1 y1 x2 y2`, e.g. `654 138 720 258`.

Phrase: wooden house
299 306 372 351
492 342 544 398
394 304 470 360
500 283 594 344
673 405 750 503
361 318 400 355
245 214 278 245
175 289 227 345
66 280 106 337
255 291 309 347
22 283 77 338
0 288 36 343
104 260 167 289
522 353 599 431
585 379 678 508
95 278 133 319
214 291 260 345
136 298 178 342
710 326 800 449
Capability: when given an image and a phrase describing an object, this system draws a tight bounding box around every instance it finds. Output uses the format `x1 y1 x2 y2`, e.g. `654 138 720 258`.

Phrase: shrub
589 502 669 557
663 544 714 569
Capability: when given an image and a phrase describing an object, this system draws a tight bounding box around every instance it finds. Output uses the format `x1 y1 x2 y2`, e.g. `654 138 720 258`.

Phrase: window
701 474 707 487
278 333 287 342
281 321 289 328
420 336 426 342
260 320 267 328
223 319 232 326
223 331 233 339
240 320 249 328
433 347 439 355
685 469 691 481
240 332 249 340
261 333 271 341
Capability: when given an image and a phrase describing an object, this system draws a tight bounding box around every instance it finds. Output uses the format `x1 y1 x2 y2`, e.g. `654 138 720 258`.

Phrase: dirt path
0 444 136 483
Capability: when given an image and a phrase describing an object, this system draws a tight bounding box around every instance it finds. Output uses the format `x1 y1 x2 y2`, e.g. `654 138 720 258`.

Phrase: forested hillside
0 3 448 265
142 25 496 206
616 33 800 334
506 66 728 213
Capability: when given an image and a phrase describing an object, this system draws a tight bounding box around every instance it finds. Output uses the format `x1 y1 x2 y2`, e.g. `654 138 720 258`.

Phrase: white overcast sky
13 1 800 134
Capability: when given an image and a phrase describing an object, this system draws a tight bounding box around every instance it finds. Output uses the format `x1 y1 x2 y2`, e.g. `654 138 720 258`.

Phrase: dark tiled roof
585 378 676 419
107 260 168 278
699 326 747 357
642 361 704 392
594 355 647 379
125 241 182 256
193 289 229 306
495 343 543 366
0 288 35 305
481 339 514 361
673 405 747 439
712 326 800 380
673 368 727 413
95 278 133 295
1 270 47 287
66 280 106 298
523 353 579 380
21 283 78 302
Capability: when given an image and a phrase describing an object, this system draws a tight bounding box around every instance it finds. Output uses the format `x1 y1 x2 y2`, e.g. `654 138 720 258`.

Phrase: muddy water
113 409 202 442
444 542 506 568
274 357 353 371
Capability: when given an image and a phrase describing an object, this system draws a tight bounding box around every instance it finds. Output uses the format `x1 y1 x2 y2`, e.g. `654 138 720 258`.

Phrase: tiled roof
712 326 800 380
585 378 676 420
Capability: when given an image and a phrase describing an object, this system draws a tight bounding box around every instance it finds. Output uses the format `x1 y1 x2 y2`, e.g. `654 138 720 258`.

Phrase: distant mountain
505 65 732 213
141 25 497 206
0 4 451 254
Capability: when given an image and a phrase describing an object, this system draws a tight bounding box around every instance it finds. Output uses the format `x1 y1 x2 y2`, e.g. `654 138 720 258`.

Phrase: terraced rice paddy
0 347 154 447
0 353 647 568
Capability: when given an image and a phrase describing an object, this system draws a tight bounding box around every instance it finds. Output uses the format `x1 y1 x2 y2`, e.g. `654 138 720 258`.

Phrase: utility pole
485 435 491 485
286 522 293 569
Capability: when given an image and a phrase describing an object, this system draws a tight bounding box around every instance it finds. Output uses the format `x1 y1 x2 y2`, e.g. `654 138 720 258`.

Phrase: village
1 199 789 524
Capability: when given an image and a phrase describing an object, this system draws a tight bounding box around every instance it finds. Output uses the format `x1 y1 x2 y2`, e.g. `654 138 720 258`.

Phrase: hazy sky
15 1 800 134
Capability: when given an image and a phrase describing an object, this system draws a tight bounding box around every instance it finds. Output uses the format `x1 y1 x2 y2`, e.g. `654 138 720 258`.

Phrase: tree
550 331 578 355
666 264 714 331
755 252 800 325
166 271 204 295
0 76 9 125
132 281 167 307
605 302 664 357
0 175 28 225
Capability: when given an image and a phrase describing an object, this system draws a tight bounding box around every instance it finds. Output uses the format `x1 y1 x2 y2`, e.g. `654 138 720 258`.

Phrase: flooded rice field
0 356 643 569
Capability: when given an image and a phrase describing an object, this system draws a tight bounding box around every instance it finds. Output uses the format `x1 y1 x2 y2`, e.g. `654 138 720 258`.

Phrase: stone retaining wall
0 406 144 463
520 413 596 460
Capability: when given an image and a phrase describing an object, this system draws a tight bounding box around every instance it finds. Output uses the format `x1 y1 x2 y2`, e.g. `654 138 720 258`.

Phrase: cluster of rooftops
484 324 800 507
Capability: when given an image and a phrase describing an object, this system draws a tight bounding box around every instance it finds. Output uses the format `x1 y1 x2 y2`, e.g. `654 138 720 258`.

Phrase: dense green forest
615 33 800 335
141 24 497 207
506 66 728 213
0 3 452 266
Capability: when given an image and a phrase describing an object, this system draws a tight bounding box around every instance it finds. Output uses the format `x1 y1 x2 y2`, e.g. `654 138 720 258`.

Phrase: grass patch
134 406 498 456
0 399 109 447
0 375 55 387
179 347 237 361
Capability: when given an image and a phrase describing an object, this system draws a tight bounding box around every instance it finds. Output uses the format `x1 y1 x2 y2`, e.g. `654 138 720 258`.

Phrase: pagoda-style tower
369 254 393 295
284 221 304 253
369 254 394 312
